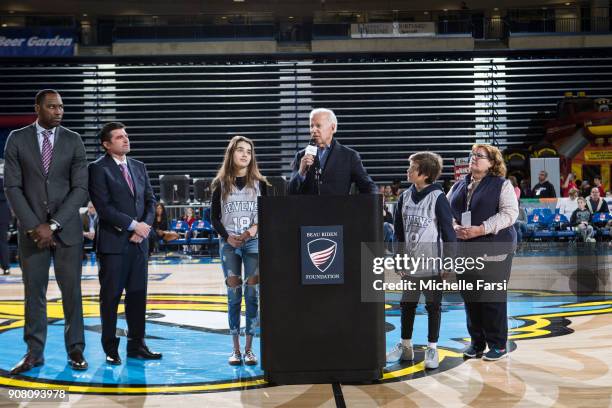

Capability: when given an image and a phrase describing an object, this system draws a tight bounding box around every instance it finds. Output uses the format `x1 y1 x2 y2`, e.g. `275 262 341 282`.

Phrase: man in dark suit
0 164 11 275
88 121 161 365
4 89 89 374
288 108 377 195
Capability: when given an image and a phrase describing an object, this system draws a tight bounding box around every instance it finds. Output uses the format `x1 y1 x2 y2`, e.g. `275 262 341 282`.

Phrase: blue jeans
219 238 259 336
383 222 395 252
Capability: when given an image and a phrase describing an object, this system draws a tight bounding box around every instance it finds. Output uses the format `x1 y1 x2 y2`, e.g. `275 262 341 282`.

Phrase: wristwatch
49 222 59 232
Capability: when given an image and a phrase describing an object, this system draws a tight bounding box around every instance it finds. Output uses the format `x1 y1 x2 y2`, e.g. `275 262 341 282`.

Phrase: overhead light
443 8 448 12
82 13 88 17
356 14 360 17
424 11 429 15
233 0 245 2
8 10 15 14
565 2 571 5
221 16 227 19
288 16 294 19
1 24 7 27
494 7 498 11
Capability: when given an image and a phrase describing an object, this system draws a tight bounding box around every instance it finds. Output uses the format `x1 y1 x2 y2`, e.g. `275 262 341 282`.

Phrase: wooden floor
0 254 611 407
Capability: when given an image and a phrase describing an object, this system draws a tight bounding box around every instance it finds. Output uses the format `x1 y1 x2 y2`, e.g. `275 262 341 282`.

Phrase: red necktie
119 163 134 195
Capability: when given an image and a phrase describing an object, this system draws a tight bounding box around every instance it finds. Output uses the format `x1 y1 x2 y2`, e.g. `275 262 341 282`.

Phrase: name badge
461 211 472 226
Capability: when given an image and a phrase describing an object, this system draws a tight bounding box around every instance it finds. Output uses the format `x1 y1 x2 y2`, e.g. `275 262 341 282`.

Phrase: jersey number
233 216 251 233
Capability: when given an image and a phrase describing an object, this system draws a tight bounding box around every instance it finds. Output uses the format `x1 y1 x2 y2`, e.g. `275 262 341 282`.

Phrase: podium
259 195 385 384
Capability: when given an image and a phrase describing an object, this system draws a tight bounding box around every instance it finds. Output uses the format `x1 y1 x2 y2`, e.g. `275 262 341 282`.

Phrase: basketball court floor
0 247 610 407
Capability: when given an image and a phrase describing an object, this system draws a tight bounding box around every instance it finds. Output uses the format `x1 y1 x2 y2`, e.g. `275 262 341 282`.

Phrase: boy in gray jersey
386 152 456 369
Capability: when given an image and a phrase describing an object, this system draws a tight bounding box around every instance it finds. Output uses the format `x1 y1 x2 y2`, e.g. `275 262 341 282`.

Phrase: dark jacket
288 139 377 195
570 208 591 226
3 123 88 246
0 178 11 225
88 154 155 254
448 174 517 254
532 181 557 198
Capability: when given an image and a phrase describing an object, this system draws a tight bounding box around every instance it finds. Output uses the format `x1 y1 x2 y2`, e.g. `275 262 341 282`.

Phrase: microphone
305 138 321 194
305 138 318 157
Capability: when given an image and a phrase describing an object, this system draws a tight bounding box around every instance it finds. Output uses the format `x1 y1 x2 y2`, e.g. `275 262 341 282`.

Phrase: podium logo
300 225 344 285
307 239 337 273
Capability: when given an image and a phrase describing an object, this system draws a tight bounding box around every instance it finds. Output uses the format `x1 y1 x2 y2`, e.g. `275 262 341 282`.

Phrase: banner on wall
351 22 436 38
0 28 75 57
454 157 470 180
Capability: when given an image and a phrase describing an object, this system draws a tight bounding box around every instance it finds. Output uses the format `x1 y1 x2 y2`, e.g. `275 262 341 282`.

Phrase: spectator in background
557 188 579 220
532 170 556 198
571 197 595 242
182 207 198 228
508 176 520 200
519 179 532 198
593 176 605 197
587 187 609 215
181 207 200 252
580 180 591 198
149 203 170 254
81 201 98 252
561 172 577 197
390 179 402 200
514 206 528 243
383 196 395 252
383 185 394 201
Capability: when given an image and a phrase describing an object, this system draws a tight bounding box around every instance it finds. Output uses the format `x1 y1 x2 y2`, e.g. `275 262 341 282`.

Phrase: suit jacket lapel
127 158 140 198
47 127 66 177
321 139 338 176
26 124 45 177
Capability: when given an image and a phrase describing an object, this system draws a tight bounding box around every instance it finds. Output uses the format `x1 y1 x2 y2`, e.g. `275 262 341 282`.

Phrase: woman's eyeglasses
470 152 489 160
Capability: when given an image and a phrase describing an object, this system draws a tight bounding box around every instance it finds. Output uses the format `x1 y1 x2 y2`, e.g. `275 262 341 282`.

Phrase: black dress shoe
127 344 162 360
10 353 44 375
68 351 88 370
106 352 122 365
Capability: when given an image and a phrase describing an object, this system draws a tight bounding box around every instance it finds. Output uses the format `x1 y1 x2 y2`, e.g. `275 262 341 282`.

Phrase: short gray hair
310 108 338 130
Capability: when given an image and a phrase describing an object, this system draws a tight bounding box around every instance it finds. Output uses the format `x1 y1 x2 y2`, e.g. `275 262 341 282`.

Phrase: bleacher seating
2 50 612 193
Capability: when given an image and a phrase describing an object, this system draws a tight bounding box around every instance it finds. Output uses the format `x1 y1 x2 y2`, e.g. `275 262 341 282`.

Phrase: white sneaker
244 349 258 366
228 350 242 366
424 347 439 369
386 342 414 363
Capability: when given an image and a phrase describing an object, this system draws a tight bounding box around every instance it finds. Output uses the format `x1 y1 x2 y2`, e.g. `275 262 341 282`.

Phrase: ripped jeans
220 237 259 336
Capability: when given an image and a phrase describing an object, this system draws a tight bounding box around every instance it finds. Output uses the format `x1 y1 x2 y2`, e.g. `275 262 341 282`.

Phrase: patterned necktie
119 163 134 195
41 129 53 175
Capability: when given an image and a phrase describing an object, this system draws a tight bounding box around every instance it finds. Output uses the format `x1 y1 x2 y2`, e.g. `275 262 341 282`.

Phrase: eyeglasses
470 152 489 160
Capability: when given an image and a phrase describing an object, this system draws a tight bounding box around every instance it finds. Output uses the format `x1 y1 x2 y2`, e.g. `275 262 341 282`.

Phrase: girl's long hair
212 135 268 201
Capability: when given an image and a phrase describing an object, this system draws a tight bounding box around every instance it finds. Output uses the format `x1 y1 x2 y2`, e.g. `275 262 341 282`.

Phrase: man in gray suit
4 89 89 374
